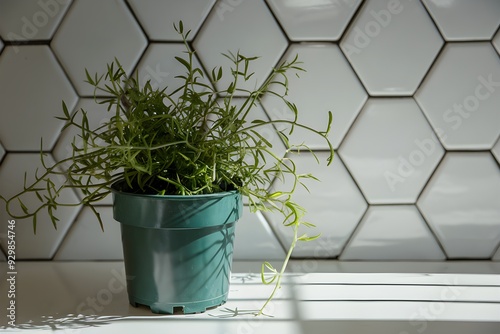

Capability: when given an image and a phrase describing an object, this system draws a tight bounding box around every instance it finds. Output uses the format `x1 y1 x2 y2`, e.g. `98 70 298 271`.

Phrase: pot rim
111 180 240 200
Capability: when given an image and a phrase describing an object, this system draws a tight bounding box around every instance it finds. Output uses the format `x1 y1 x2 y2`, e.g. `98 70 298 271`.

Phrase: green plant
1 22 333 316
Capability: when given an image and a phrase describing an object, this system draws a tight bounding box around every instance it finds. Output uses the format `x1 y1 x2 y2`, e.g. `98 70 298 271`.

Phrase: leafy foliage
0 22 334 315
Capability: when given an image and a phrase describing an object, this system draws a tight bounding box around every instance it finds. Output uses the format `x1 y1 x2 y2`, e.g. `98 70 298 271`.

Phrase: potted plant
1 22 333 316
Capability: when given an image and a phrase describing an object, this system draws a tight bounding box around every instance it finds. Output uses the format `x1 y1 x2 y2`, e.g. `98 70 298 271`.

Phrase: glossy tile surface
51 0 147 96
0 0 500 262
418 153 500 259
415 43 500 150
233 206 286 261
339 98 444 204
193 0 287 93
0 154 80 259
267 0 362 41
0 0 71 41
128 0 215 41
341 0 443 96
54 206 123 260
340 205 445 260
267 153 367 258
423 0 500 41
0 45 77 151
261 43 367 149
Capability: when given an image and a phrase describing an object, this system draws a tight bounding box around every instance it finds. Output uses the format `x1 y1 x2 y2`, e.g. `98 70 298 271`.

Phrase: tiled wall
0 0 499 262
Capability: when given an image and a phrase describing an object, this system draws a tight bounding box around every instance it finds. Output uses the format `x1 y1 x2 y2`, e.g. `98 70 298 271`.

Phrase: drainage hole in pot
173 306 185 314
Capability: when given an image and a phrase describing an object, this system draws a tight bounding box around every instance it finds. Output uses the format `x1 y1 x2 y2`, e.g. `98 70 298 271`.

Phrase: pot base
129 294 228 314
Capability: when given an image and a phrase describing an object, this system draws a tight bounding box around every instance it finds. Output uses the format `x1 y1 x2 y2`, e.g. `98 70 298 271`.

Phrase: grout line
414 152 449 259
421 0 447 43
193 0 219 42
336 0 374 98
334 94 368 150
490 239 500 260
0 245 6 260
50 0 75 44
123 0 150 42
335 182 369 260
338 0 367 45
410 40 446 98
335 0 365 43
184 2 223 96
411 134 446 203
335 120 371 206
121 0 150 84
263 0 292 45
3 40 51 47
492 22 500 41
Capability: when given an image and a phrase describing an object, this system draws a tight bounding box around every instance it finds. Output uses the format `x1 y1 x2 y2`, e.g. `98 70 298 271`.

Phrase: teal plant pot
111 181 243 314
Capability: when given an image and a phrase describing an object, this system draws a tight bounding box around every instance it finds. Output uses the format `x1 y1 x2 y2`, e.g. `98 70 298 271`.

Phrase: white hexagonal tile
417 152 500 259
51 0 147 96
0 45 77 151
266 153 368 258
233 206 285 261
0 153 81 259
267 0 362 41
128 0 215 41
340 205 446 260
340 0 443 96
193 0 287 93
339 98 445 204
52 98 114 205
423 0 500 41
415 43 500 150
492 138 500 164
261 43 367 150
136 43 210 95
54 206 123 260
0 0 71 41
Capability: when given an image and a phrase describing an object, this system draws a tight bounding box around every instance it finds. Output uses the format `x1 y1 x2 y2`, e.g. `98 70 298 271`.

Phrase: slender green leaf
18 198 28 214
261 262 277 285
175 56 191 71
297 233 321 242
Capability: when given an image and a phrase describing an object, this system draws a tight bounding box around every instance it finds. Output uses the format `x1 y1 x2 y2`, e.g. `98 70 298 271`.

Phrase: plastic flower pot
111 181 242 314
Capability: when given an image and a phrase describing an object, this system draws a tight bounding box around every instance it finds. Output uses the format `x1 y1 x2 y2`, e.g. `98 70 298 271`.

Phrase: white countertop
1 261 500 333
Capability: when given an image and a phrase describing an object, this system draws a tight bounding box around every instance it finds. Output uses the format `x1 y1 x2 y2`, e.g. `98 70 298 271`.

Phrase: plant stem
257 221 299 316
